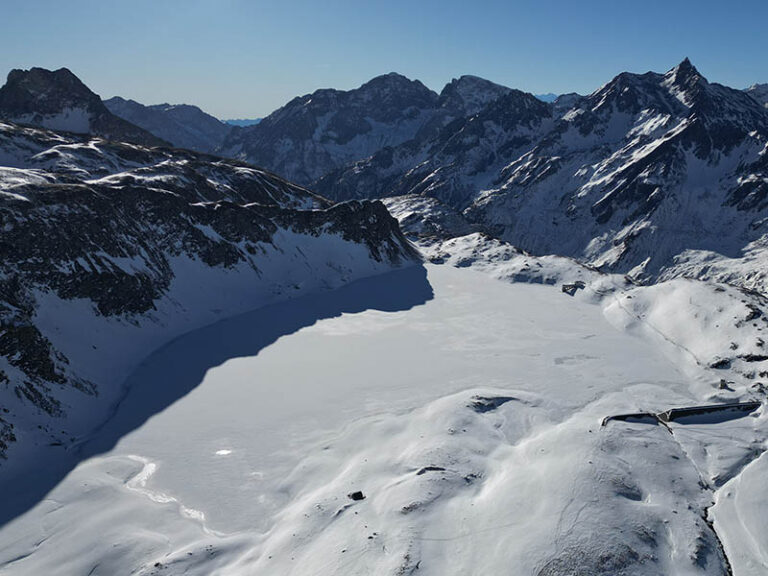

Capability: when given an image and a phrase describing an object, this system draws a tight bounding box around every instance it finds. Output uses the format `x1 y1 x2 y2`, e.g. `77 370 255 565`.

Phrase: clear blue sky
2 0 765 119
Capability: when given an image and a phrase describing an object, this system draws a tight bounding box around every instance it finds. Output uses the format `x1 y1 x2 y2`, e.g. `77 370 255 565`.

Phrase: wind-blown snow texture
0 119 417 462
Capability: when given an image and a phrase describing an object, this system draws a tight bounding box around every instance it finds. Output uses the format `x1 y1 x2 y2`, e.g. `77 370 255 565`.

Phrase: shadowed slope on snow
0 265 433 529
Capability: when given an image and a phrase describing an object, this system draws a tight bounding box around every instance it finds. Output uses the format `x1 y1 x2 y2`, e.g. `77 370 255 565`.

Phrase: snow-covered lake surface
1 264 765 575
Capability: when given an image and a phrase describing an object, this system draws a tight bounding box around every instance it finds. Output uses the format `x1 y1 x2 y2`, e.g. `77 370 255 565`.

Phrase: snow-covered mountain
218 74 512 187
0 68 166 147
2 62 768 576
0 118 417 462
312 60 768 293
4 191 767 576
746 83 768 108
470 59 768 289
104 96 232 153
218 73 439 186
316 88 553 208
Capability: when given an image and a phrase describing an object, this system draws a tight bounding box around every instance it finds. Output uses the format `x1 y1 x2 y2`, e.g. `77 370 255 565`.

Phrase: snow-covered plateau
1 232 766 575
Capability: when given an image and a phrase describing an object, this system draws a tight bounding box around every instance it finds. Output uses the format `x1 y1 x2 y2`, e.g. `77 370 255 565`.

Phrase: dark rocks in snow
709 358 732 370
718 379 735 391
536 544 645 576
469 395 517 413
740 353 768 363
657 402 762 424
347 491 365 501
416 466 446 475
561 281 586 296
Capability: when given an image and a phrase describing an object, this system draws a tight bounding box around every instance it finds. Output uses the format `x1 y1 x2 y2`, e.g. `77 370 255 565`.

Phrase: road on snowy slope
0 264 716 575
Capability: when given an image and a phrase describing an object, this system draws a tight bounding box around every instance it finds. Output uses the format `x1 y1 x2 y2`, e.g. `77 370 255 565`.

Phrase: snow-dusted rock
219 73 441 186
0 119 418 461
468 60 768 292
312 60 768 294
104 97 232 154
746 83 768 109
0 68 166 147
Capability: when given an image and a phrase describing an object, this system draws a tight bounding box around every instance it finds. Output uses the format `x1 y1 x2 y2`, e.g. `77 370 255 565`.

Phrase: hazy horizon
2 0 766 119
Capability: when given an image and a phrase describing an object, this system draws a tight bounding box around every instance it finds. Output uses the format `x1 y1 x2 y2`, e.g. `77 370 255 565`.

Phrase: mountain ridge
0 67 167 147
0 110 419 461
303 59 768 292
103 96 232 153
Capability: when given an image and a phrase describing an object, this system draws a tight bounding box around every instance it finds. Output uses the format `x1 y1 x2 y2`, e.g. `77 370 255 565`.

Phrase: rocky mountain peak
662 57 707 105
0 67 166 146
361 71 422 88
746 83 768 108
668 57 700 80
0 67 101 117
438 75 512 115
355 73 437 109
659 60 768 139
552 92 585 115
103 96 230 153
218 73 442 185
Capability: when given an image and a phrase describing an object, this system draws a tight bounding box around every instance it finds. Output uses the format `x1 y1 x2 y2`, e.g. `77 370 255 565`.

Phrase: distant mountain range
103 97 231 153
534 93 560 102
0 70 264 155
218 73 513 186
3 63 766 294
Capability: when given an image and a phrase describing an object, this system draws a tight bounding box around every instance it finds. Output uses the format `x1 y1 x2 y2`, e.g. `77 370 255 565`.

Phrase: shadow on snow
0 264 434 529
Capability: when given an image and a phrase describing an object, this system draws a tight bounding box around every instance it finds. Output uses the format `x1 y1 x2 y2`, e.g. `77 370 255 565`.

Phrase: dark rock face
220 73 517 189
468 59 768 281
436 75 511 117
382 195 478 241
304 60 768 291
315 89 554 208
0 119 417 459
220 73 457 186
0 68 166 147
310 60 765 288
552 93 585 117
746 84 768 109
104 97 232 153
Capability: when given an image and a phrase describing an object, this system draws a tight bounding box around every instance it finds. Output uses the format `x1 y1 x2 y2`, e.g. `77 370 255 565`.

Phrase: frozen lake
0 264 731 575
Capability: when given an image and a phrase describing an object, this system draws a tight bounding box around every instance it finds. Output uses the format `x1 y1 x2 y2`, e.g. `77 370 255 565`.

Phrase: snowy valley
0 59 767 576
